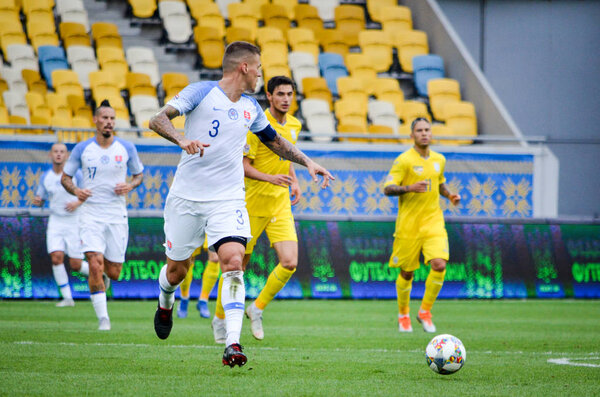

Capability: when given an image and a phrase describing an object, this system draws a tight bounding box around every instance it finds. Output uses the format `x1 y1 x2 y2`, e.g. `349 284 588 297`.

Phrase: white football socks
52 264 72 300
79 261 89 276
158 265 178 310
221 270 245 346
91 291 108 320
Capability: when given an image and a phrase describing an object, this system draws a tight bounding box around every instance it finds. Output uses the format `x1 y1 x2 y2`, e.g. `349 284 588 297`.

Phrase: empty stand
66 45 98 89
358 30 393 73
158 1 193 44
318 52 348 96
194 26 225 69
126 46 160 86
301 98 335 142
413 54 445 98
333 5 364 47
38 46 69 87
428 78 461 121
368 100 399 135
444 101 477 142
128 0 157 19
288 51 319 94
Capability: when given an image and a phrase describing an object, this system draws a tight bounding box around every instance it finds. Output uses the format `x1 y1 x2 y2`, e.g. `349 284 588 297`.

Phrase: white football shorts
163 194 252 261
46 216 83 259
79 216 129 263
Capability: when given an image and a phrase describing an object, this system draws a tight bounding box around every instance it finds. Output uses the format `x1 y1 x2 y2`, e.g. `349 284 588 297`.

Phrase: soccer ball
425 334 466 375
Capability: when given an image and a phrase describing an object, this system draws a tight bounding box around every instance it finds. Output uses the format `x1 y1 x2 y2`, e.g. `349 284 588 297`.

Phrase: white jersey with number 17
166 81 270 202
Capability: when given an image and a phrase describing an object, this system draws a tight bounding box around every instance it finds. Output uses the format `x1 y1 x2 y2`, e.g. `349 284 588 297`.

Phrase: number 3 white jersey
63 137 144 224
167 81 270 202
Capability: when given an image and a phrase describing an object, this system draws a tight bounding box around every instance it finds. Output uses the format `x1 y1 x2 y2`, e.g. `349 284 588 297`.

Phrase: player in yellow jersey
177 238 220 318
211 76 302 342
383 118 461 333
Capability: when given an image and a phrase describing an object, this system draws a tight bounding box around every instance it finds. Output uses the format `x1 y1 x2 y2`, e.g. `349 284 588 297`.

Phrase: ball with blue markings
425 334 466 375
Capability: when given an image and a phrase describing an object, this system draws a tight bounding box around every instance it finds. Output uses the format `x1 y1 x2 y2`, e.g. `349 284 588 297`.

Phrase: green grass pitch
1 299 599 396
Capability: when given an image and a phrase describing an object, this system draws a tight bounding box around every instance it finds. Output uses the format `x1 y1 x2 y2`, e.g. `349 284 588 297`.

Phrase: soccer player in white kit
149 41 334 367
33 142 90 307
61 100 144 331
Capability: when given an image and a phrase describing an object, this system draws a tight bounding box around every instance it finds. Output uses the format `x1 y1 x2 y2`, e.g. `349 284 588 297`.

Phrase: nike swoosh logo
213 107 227 112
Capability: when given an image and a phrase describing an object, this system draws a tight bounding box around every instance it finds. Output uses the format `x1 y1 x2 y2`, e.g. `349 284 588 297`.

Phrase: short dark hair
410 117 430 132
95 99 113 116
222 41 261 73
267 76 296 95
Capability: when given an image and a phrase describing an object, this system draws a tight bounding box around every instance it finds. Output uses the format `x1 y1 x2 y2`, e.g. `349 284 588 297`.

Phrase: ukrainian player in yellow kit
176 239 220 318
383 118 461 333
211 76 302 342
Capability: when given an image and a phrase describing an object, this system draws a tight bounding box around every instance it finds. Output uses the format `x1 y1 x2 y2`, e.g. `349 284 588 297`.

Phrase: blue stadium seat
38 46 69 87
318 52 348 96
412 54 444 97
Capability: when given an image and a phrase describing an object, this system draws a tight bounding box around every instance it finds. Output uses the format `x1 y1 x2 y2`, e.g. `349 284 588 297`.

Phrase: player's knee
280 258 297 270
69 258 82 271
430 259 447 272
50 251 64 265
400 270 414 281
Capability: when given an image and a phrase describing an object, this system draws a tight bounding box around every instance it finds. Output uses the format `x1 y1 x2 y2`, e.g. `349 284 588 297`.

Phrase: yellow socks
396 275 412 315
199 260 220 301
421 269 446 312
215 276 225 319
255 264 295 310
179 263 194 300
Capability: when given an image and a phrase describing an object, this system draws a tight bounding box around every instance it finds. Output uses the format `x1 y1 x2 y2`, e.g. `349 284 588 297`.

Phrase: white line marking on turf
8 341 600 357
547 357 600 368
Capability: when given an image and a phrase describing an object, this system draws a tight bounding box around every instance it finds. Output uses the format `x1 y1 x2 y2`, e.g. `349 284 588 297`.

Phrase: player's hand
179 138 210 156
32 196 43 207
75 188 92 202
449 194 461 206
290 181 302 205
114 183 133 195
65 200 82 212
410 180 429 193
269 174 293 187
307 160 335 189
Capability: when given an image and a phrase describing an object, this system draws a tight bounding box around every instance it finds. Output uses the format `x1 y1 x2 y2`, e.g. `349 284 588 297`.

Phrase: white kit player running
33 143 90 307
149 41 333 367
61 100 144 331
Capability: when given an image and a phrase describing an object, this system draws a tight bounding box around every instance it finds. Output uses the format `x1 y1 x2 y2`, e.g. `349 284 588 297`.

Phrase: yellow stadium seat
262 4 291 39
368 124 397 144
373 78 405 118
345 53 377 94
89 70 119 91
261 42 289 68
287 27 319 63
427 78 461 121
9 114 29 133
431 124 460 146
336 76 367 102
245 0 268 14
67 94 93 120
25 91 50 118
394 30 429 73
0 105 11 132
262 65 291 87
358 30 393 73
189 1 225 38
59 22 91 48
294 4 323 40
46 92 71 118
128 0 157 18
26 10 55 35
91 22 123 49
193 26 224 69
319 29 349 57
273 0 296 20
334 98 368 130
337 123 369 143
400 100 430 124
30 114 52 134
256 27 285 49
51 69 85 98
302 77 332 109
366 0 395 23
31 32 60 52
444 101 477 143
97 47 128 89
162 72 189 98
333 5 364 47
1 29 27 55
72 115 93 128
127 72 156 97
21 69 47 95
381 5 412 33
228 3 258 42
225 26 253 45
22 0 52 17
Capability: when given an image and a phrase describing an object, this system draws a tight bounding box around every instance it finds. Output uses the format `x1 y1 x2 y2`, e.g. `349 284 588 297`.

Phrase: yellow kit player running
177 238 220 318
383 118 461 333
212 76 302 342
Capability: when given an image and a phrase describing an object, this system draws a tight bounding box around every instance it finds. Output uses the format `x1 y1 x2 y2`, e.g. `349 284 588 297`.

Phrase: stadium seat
2 67 28 94
127 72 156 97
67 94 92 120
193 26 224 69
228 3 258 42
336 76 367 103
256 27 284 48
158 1 193 44
130 94 160 127
394 30 429 73
51 69 84 98
366 0 396 23
344 53 377 94
287 28 319 63
368 100 399 135
273 0 296 20
308 0 338 21
262 65 291 88
30 32 61 53
215 0 238 19
38 46 69 87
225 26 252 45
381 5 412 33
91 22 122 49
25 91 50 119
428 78 461 121
262 4 291 38
21 69 47 94
300 98 335 142
333 5 365 47
59 22 91 49
319 29 348 57
46 92 72 119
318 52 348 96
126 46 160 86
261 42 289 67
128 0 157 18
5 44 38 72
162 72 189 99
373 77 404 117
294 4 323 40
189 1 225 38
245 0 268 14
26 10 55 35
60 4 90 33
413 54 445 98
400 100 430 124
66 45 98 89
97 47 129 90
334 98 367 129
22 0 52 17
3 90 30 122
337 123 369 143
444 101 477 142
431 123 460 146
288 51 319 94
358 30 393 73
302 77 332 109
72 114 93 128
368 124 397 144
89 70 120 102
0 27 27 55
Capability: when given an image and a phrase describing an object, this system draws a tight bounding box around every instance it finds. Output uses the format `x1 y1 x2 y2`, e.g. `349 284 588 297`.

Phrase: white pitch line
547 358 600 368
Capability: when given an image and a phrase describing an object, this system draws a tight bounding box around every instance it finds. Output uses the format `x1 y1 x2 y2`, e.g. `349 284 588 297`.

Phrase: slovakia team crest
115 155 123 163
244 110 251 121
228 108 239 120
101 155 110 164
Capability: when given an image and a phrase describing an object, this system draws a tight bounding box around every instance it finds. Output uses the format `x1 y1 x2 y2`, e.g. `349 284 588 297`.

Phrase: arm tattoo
61 173 77 195
263 134 309 167
439 183 451 199
383 185 410 196
148 105 183 145
130 173 144 189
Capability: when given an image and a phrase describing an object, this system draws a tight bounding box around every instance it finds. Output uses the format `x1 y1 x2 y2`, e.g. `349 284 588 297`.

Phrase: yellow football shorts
388 234 449 272
192 237 209 257
245 206 297 254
